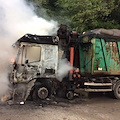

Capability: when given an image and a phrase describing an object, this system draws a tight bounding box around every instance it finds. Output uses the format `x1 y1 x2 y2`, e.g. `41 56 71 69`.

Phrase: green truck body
79 30 120 76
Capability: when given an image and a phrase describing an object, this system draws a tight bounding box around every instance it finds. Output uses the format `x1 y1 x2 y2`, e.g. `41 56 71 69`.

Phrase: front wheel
37 87 48 99
114 81 120 99
32 86 49 100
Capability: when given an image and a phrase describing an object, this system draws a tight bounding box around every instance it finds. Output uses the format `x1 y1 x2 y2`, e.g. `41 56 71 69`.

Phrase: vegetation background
26 0 120 33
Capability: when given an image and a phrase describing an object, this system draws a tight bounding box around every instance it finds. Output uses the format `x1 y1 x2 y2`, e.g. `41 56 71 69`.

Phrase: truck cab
10 34 59 101
12 43 58 83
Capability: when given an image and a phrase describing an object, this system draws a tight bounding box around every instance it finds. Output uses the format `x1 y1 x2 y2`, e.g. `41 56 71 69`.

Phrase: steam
57 59 73 82
0 0 58 98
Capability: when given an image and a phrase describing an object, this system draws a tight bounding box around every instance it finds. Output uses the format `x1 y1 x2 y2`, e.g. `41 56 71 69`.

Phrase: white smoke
0 0 58 98
57 59 73 82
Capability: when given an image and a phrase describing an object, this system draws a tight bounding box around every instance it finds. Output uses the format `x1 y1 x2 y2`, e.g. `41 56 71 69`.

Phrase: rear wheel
114 81 120 99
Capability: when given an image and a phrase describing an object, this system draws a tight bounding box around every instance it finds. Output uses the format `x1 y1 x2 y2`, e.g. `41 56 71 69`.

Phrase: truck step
84 88 112 92
84 82 112 86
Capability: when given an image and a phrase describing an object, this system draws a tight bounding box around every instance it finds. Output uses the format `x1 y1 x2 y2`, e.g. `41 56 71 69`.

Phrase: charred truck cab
10 25 78 102
10 34 59 101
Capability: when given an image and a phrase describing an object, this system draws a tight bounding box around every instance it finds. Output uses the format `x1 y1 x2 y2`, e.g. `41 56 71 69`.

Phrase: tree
55 0 120 33
26 0 120 33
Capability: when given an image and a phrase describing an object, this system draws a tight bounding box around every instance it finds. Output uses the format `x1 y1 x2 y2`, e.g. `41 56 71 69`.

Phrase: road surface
0 93 120 120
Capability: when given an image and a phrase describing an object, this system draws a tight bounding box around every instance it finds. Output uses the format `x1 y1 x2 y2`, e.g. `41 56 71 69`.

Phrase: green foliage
26 0 120 33
55 0 120 32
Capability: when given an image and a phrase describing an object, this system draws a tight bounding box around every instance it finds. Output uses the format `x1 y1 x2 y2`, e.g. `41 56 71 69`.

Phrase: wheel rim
38 87 48 99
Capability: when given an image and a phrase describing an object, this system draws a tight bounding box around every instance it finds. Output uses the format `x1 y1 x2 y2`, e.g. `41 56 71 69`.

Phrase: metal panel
79 36 120 76
84 82 112 86
41 44 58 75
79 42 93 75
84 89 112 92
93 38 107 73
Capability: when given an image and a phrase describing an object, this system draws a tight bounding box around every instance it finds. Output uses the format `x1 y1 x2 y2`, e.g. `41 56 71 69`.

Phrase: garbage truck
9 25 120 101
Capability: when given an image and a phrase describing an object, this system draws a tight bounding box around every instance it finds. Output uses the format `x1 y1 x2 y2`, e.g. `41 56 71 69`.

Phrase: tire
114 81 120 99
37 87 48 99
32 85 50 100
66 91 74 100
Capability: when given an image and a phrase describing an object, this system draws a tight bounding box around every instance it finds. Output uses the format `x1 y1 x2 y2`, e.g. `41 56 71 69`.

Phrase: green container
79 35 120 76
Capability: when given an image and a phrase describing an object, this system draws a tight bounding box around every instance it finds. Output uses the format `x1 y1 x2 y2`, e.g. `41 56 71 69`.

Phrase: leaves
26 0 120 33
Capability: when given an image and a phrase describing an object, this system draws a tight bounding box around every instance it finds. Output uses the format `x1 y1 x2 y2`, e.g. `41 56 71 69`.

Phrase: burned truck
10 34 60 101
10 25 120 102
9 25 79 102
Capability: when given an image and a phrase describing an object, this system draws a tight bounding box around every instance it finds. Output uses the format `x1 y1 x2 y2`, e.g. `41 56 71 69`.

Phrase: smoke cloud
57 59 73 82
0 0 58 98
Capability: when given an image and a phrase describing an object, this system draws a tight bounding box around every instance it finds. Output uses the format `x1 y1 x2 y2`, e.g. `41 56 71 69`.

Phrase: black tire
32 84 50 100
66 91 74 100
114 81 120 99
37 87 49 99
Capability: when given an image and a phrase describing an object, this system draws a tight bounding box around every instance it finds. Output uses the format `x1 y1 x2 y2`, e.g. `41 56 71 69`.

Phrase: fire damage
3 25 120 104
7 25 79 103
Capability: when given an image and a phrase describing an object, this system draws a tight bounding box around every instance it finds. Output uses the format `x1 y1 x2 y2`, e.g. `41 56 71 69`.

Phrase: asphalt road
0 93 120 120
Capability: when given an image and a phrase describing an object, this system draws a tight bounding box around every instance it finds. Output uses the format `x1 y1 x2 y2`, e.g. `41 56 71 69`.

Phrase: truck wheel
37 87 48 99
114 81 120 99
32 86 49 100
66 91 74 100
